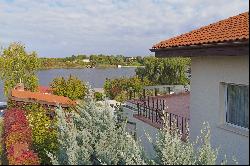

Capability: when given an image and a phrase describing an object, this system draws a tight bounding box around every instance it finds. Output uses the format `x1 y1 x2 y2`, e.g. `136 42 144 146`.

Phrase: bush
3 109 39 165
94 92 103 101
104 76 151 102
48 88 146 165
50 75 87 100
135 57 190 85
152 114 231 165
24 103 58 165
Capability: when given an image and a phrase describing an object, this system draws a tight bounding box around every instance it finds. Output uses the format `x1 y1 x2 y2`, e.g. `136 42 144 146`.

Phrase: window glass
226 84 249 129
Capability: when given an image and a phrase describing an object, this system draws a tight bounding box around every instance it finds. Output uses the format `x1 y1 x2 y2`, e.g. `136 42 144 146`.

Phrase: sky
0 0 249 58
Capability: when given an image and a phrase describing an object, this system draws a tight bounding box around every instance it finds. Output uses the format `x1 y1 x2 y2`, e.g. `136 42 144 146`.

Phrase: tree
104 76 151 102
48 87 235 165
48 87 146 165
0 42 40 95
50 75 87 100
136 57 190 85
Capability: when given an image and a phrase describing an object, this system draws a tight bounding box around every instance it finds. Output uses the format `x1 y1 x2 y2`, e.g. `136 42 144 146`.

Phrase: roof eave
150 40 249 58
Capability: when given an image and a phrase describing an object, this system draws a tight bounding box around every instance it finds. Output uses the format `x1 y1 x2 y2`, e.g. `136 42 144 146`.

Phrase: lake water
0 68 136 101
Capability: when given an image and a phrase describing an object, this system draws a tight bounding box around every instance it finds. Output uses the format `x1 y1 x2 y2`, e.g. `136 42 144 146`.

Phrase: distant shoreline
39 65 142 70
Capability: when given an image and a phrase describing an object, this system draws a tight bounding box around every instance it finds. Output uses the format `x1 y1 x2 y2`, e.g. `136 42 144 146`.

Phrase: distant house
151 12 249 164
125 57 136 61
82 59 90 63
10 83 76 108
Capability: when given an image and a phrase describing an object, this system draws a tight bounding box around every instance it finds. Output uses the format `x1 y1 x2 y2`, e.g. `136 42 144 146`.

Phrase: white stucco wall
122 103 159 159
190 55 249 165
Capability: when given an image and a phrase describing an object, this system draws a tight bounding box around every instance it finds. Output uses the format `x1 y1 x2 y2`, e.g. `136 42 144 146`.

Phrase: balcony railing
136 102 189 137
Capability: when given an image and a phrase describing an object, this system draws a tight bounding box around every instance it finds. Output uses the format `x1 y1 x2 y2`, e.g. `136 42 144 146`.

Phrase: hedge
3 109 40 165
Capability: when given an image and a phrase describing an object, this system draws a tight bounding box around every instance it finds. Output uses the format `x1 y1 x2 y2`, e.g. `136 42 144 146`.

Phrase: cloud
0 0 249 57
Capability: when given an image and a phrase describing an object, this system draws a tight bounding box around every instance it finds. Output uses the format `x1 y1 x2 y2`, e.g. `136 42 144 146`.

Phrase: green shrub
94 92 103 101
25 103 58 165
50 75 87 100
104 76 151 102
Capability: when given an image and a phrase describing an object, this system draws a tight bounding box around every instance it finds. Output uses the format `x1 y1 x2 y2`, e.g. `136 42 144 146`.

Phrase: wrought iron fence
135 98 189 137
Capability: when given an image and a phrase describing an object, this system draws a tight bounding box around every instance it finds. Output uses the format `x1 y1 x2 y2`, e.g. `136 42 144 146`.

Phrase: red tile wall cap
152 12 249 49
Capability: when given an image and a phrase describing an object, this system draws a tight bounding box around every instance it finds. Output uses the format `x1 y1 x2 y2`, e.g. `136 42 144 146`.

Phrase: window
225 84 249 129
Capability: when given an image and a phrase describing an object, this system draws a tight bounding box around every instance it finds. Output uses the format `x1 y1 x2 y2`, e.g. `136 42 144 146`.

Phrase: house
9 83 76 108
125 56 136 62
150 12 249 164
82 59 90 63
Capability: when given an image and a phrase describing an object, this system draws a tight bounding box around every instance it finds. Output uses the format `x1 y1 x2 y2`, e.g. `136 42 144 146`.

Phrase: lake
0 68 136 101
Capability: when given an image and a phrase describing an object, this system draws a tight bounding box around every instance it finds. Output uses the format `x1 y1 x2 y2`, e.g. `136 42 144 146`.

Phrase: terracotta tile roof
152 12 249 49
11 89 76 106
37 86 53 94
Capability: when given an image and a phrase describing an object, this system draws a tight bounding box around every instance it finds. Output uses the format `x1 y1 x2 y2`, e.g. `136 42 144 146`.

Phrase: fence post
137 103 139 115
155 110 158 123
147 96 150 107
156 99 159 109
129 90 132 100
151 108 154 123
155 88 158 96
148 107 150 119
170 113 172 129
181 117 184 134
152 98 155 109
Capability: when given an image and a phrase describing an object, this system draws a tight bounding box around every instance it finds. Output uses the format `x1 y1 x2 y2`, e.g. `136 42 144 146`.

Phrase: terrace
125 85 190 139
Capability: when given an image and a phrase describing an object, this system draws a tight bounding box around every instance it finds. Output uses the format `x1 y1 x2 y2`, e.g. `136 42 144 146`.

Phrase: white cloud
0 0 249 57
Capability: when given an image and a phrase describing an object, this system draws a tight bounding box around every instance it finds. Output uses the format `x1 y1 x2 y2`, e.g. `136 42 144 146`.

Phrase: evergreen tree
153 114 231 165
49 86 146 165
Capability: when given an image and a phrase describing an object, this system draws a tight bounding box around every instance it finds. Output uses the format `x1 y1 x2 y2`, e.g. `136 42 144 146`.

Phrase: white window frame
224 83 249 131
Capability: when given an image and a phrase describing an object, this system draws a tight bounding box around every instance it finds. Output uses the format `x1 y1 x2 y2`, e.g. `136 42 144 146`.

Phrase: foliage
0 117 3 164
114 90 127 102
46 87 236 165
11 148 40 165
153 114 229 165
0 42 40 96
39 54 144 69
48 87 146 165
136 56 190 85
104 76 151 102
3 108 40 165
24 103 58 165
50 75 87 100
94 92 103 101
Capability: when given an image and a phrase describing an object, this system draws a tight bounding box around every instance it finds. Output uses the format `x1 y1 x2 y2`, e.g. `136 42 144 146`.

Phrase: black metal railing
136 100 189 136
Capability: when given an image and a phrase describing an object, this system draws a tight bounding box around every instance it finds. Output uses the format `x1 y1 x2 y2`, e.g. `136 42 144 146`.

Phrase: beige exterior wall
123 103 158 159
190 55 249 165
